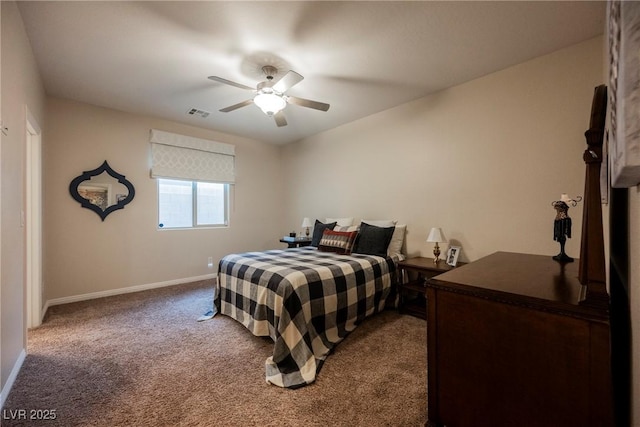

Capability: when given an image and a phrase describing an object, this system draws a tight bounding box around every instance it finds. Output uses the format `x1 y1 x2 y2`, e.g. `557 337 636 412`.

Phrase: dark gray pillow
352 222 395 257
311 220 337 247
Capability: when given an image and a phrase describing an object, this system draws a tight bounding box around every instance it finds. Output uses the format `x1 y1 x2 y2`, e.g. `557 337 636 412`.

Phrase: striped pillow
318 229 358 255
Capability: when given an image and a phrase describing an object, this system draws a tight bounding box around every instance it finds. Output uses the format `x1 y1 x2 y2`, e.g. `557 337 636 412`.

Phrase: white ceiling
17 1 606 145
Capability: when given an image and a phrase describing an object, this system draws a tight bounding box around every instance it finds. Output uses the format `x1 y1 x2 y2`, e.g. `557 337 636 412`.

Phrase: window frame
157 178 230 230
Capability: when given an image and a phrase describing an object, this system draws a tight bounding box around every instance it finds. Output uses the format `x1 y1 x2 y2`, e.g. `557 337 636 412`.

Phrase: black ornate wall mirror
69 161 135 221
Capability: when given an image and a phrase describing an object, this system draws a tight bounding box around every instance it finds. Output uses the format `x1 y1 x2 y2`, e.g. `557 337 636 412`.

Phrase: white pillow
361 219 397 227
386 224 406 257
334 225 359 232
326 217 354 227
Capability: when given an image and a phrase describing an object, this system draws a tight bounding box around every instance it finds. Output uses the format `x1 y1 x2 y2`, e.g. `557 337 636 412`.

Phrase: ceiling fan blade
287 96 330 112
219 99 253 113
274 111 287 127
208 76 255 91
272 71 304 93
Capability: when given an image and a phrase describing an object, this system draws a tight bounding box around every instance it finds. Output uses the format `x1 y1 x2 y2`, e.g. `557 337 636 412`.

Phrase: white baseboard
44 274 217 310
0 349 26 409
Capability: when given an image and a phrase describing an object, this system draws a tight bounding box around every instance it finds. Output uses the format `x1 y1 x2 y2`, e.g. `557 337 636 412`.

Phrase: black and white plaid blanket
217 247 397 388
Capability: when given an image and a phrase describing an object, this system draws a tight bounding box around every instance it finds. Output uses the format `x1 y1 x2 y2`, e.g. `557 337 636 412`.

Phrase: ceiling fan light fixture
254 92 287 116
211 68 328 126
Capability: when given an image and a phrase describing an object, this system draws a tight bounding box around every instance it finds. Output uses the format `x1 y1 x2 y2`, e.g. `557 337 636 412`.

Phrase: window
158 178 228 229
150 129 234 229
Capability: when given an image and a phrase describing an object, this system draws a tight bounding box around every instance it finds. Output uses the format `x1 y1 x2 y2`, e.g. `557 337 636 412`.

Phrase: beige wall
1 1 46 394
43 98 285 301
283 37 605 263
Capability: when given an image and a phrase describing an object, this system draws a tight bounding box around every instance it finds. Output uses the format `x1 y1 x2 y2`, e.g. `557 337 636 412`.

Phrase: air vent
186 108 211 118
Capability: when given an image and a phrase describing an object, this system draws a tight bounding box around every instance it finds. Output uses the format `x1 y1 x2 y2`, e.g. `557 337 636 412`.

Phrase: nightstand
397 257 465 319
279 237 312 248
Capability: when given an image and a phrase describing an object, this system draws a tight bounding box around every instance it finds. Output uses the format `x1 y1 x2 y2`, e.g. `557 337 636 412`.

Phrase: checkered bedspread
217 247 397 388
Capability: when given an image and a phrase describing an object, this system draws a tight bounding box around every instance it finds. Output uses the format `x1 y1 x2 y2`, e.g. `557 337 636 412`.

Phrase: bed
216 243 402 388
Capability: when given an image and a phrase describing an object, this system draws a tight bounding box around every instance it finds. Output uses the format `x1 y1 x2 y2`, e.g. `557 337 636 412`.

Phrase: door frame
25 108 42 329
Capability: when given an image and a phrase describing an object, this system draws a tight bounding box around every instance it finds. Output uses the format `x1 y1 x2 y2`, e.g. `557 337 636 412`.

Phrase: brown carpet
3 280 427 426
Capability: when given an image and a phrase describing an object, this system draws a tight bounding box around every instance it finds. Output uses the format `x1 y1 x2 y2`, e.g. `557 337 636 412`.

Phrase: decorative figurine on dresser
551 193 581 262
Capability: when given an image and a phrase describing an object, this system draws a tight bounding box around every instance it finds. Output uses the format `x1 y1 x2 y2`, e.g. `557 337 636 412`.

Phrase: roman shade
150 129 235 183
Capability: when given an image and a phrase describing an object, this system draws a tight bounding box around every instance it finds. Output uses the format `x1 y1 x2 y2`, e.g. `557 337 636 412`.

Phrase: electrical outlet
207 256 213 268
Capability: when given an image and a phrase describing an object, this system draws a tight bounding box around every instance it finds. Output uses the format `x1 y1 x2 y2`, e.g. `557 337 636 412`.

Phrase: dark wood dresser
425 251 613 427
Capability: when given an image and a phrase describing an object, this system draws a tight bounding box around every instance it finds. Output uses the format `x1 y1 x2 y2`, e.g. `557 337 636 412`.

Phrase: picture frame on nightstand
446 246 461 267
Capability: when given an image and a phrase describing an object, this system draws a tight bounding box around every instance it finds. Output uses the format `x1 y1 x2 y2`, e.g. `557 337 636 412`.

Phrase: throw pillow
387 224 406 257
352 222 396 257
325 217 355 227
311 220 337 247
361 219 397 227
333 225 359 232
318 229 358 254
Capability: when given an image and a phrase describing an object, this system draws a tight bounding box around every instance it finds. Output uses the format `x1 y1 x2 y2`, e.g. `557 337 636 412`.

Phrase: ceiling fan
208 66 330 127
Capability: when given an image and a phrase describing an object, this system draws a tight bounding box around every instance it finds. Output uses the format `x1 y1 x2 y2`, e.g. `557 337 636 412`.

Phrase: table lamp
301 217 312 237
427 227 447 263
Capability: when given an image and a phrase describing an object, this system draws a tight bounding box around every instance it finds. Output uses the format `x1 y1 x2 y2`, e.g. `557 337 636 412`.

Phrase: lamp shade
301 217 313 228
427 227 446 243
